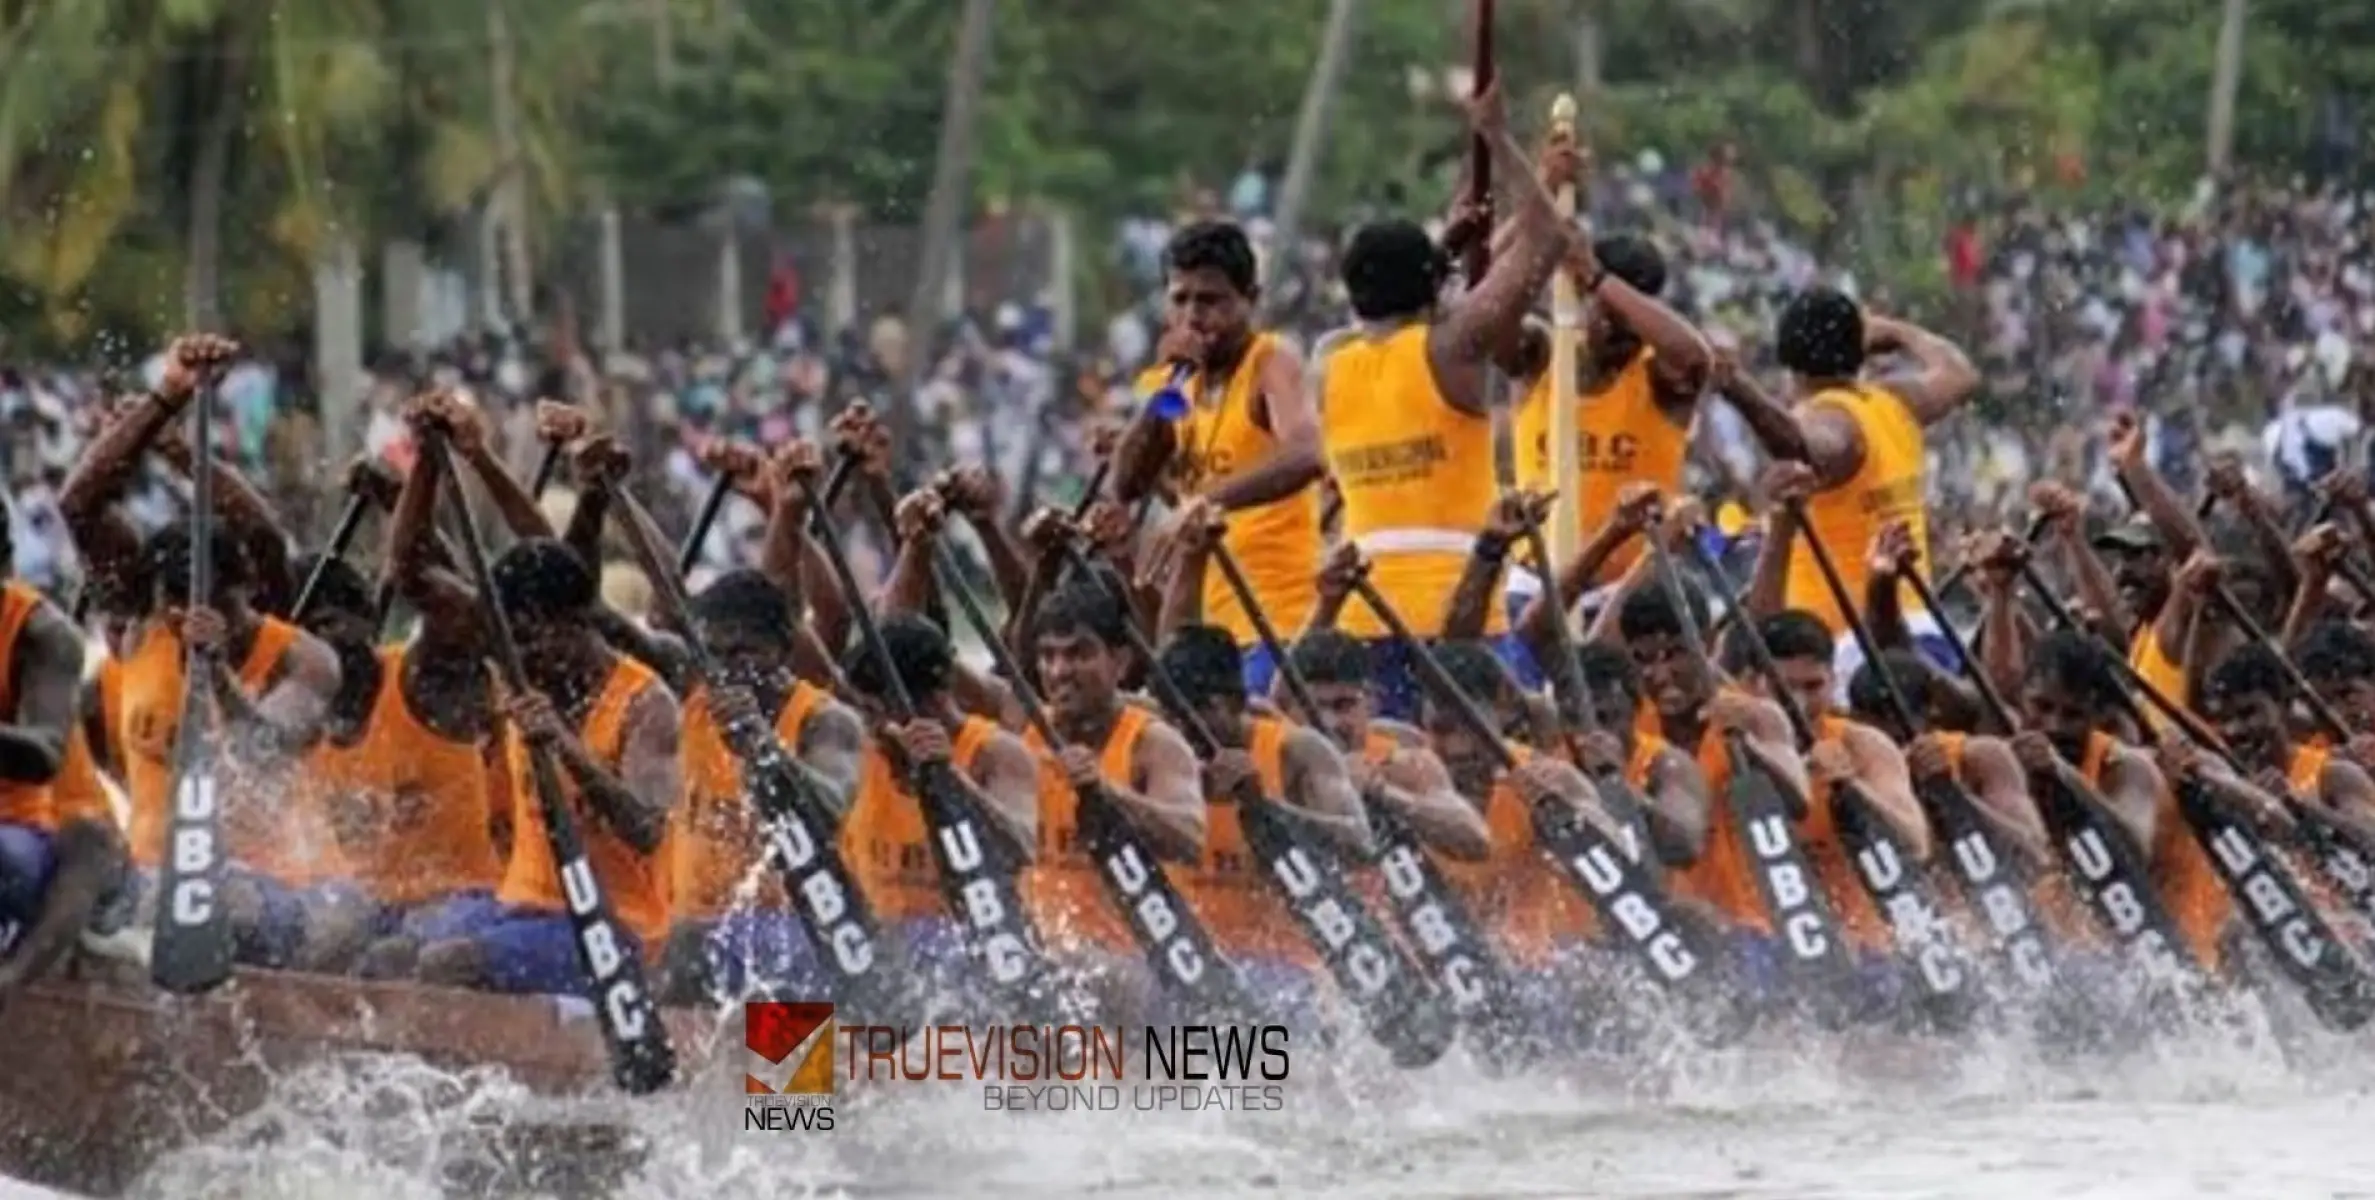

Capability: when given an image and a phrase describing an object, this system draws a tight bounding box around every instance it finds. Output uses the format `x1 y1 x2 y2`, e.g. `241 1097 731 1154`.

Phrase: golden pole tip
1550 93 1578 127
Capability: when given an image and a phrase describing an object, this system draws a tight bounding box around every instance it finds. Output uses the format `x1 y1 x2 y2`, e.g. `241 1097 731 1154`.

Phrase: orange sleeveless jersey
497 658 673 946
1020 705 1155 953
1934 731 2094 945
2079 730 2227 970
306 646 502 906
1645 700 1773 934
1319 324 1504 638
1136 334 1323 646
0 582 58 828
669 681 831 921
1783 385 1930 634
837 716 1003 921
115 617 347 881
1174 717 1317 965
1799 714 1896 953
47 660 123 833
1432 745 1596 966
1513 349 1688 585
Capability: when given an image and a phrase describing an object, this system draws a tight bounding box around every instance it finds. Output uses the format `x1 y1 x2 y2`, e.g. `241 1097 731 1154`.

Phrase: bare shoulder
625 679 683 747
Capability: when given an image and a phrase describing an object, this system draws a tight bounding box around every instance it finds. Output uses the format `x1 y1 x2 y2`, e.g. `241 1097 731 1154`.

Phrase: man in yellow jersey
1715 288 1978 693
1111 221 1324 695
0 512 107 985
1502 230 1711 627
1315 81 1573 721
1021 577 1208 1001
415 539 683 995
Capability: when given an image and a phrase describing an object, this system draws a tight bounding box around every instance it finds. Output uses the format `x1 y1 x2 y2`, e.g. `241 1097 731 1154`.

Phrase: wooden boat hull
0 959 715 1197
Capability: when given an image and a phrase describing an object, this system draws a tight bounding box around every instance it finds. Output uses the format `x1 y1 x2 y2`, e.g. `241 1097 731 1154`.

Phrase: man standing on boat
0 501 121 991
1108 220 1326 696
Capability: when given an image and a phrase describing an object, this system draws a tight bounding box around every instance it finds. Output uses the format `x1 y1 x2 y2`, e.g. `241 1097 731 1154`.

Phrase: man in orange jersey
2007 630 2273 977
1285 628 1490 859
0 508 111 984
1110 221 1324 695
286 546 509 975
1611 583 1806 994
661 568 866 1003
2298 622 2375 764
837 614 1042 999
1715 288 1979 692
1570 640 1710 865
1314 81 1572 721
415 539 682 995
1152 623 1373 1022
1412 640 1619 1042
1501 229 1712 628
1020 578 1207 1001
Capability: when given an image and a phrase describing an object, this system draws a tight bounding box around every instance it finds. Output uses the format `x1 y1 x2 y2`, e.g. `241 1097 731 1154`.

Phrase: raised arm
1208 340 1323 511
1864 314 1979 427
1426 87 1574 416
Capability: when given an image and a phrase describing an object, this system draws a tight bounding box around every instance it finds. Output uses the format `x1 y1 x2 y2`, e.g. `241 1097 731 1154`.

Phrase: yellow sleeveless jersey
1135 334 1322 646
1514 349 1688 585
1783 384 1930 634
1319 323 1503 639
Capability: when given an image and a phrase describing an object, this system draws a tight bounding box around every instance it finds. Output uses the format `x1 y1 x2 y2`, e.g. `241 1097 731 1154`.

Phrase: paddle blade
149 736 235 993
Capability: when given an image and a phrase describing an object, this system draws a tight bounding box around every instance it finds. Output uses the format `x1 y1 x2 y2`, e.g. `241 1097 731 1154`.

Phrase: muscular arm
792 701 868 825
1153 534 1209 644
1119 720 1208 863
2117 459 2206 565
1871 317 1980 427
962 732 1041 861
1437 541 1507 642
1733 696 1813 813
1745 504 1800 619
1427 125 1569 416
1206 343 1323 511
61 394 180 597
550 683 679 853
1957 736 2052 864
1368 737 1491 860
1835 722 1932 859
458 437 556 542
1278 725 1374 857
0 604 84 783
1596 275 1712 409
159 443 296 613
2316 757 2375 845
2093 746 2164 856
218 629 340 754
1516 520 1636 662
2056 525 2137 647
1643 744 1711 868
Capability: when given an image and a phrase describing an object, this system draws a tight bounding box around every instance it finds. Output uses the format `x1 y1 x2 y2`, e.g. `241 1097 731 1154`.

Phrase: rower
415 538 682 994
1717 291 1979 689
1571 640 1709 866
1110 221 1325 695
2005 629 2258 975
2297 621 2375 765
0 513 117 989
1314 81 1572 722
1613 583 1803 980
1504 226 1712 623
1413 640 1609 1043
1154 623 1372 1025
1019 577 1206 1009
1285 628 1489 859
662 567 865 1003
837 613 1040 1000
290 548 507 976
1735 610 1933 1002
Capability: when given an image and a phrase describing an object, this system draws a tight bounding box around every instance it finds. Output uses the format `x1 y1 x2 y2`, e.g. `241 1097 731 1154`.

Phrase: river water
96 996 2375 1200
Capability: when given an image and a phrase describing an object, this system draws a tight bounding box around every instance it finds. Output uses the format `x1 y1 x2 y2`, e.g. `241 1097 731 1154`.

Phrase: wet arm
158 443 296 612
1516 520 1634 662
2117 459 2205 564
1736 697 1813 812
2316 758 2375 845
1437 536 1508 643
1978 583 2028 706
964 733 1041 861
1119 722 1209 862
878 518 940 620
603 492 703 695
958 509 1031 614
1429 126 1569 414
562 479 611 571
0 818 124 988
1644 745 1711 867
1957 737 2052 864
2093 748 2164 855
791 702 868 826
1153 534 1208 644
558 684 680 853
1371 742 1491 861
1279 726 1375 857
2054 523 2136 646
1865 560 1911 651
1205 343 1322 511
1871 318 1980 426
1837 723 1932 858
1107 412 1179 507
60 394 179 595
1746 504 1800 618
1582 557 1653 645
219 630 341 754
457 436 555 541
2230 485 2303 607
0 605 84 783
2282 558 2333 647
1594 274 1711 406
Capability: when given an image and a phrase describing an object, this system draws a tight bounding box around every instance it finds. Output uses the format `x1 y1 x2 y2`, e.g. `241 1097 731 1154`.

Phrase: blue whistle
1147 363 1192 422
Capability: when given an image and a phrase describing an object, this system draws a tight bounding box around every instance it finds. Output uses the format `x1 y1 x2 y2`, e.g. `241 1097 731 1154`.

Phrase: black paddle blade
1076 792 1260 1018
1367 803 1518 1026
1833 785 1980 1033
1240 799 1454 1069
1725 743 1858 999
526 754 677 1096
1919 775 2059 994
2036 771 2202 985
149 732 234 993
2181 784 2375 1032
1532 795 1708 991
739 748 909 1016
908 761 1088 1022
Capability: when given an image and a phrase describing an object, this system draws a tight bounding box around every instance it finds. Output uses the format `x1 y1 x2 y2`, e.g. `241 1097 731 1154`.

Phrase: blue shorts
0 823 57 952
1202 956 1328 1032
1727 933 1898 1015
380 888 504 943
465 906 650 996
1365 635 1542 723
698 909 822 1001
1241 643 1280 697
229 868 369 969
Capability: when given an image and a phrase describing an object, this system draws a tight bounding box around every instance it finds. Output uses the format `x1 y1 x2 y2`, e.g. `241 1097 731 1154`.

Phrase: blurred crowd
9 166 2375 607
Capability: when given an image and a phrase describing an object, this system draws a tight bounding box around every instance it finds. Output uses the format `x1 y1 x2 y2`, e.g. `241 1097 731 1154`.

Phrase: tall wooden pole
1462 0 1497 285
1546 93 1584 571
1264 0 1362 298
898 0 999 447
2205 0 2247 174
